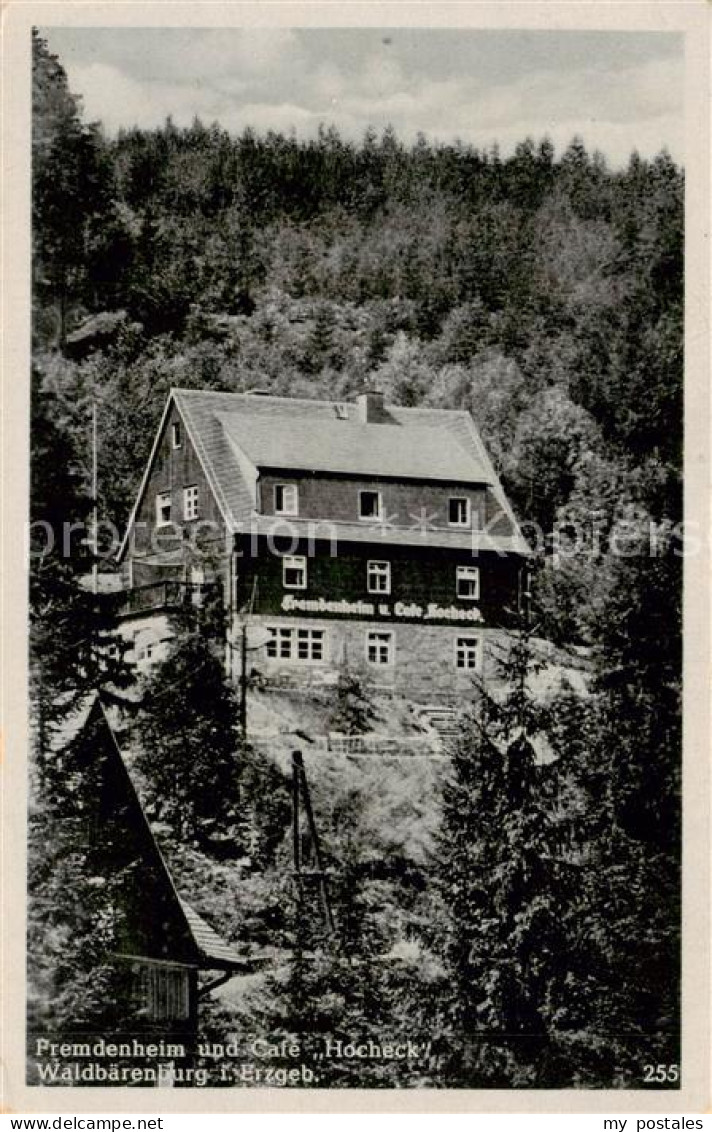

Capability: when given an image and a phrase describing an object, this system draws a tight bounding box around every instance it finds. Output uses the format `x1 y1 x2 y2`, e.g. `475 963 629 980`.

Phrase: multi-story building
117 388 530 699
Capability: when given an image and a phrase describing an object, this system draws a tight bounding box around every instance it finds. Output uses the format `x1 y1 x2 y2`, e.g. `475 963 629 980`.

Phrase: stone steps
416 704 461 741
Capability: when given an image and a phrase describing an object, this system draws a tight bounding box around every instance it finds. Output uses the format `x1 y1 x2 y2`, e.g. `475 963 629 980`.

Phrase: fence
117 581 218 617
250 733 445 758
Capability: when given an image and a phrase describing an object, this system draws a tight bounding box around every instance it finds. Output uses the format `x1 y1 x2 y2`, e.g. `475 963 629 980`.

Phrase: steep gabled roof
119 388 530 557
218 412 490 483
57 694 248 973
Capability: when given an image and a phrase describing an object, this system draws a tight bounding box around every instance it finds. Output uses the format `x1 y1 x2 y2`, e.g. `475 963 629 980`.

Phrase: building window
456 565 480 600
183 484 199 520
155 491 172 526
367 630 394 666
359 490 382 521
171 422 181 449
297 628 324 661
456 636 482 671
449 497 471 526
266 626 293 659
265 626 325 663
274 483 298 516
367 560 391 594
283 555 307 589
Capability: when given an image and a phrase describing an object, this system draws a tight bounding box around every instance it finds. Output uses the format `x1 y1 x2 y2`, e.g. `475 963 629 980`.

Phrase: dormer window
275 483 298 516
155 492 172 526
359 490 382 522
171 422 182 449
449 497 471 527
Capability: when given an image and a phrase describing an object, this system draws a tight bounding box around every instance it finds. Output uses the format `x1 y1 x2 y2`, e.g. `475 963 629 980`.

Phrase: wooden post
292 751 302 875
239 622 247 739
91 401 98 595
520 561 532 633
292 750 335 935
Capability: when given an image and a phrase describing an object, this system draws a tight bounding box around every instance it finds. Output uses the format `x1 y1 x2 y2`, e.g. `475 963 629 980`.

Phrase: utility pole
292 752 302 874
237 578 259 737
91 401 98 595
515 560 535 738
291 750 335 936
519 560 532 634
239 621 248 739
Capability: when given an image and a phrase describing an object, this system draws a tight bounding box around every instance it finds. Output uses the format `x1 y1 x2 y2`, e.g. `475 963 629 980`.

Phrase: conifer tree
133 590 245 845
434 630 569 1086
32 30 117 347
242 792 412 1086
550 532 682 1083
327 664 375 735
29 372 130 752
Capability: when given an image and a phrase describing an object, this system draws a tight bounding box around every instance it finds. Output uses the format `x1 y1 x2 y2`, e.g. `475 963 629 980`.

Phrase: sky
41 27 684 168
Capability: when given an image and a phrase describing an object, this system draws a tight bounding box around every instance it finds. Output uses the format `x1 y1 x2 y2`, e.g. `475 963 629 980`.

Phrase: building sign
281 595 484 623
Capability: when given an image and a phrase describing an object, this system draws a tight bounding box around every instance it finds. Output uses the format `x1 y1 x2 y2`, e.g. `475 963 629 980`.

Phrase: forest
28 30 683 1089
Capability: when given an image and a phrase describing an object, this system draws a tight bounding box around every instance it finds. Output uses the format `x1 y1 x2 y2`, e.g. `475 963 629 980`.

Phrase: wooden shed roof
180 901 247 971
56 694 249 973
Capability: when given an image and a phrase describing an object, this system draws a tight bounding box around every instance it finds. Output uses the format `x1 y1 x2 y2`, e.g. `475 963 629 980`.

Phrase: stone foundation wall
240 613 514 701
116 604 517 701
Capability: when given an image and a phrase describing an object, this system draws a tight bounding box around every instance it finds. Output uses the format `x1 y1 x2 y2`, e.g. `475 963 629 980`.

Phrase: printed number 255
643 1064 679 1083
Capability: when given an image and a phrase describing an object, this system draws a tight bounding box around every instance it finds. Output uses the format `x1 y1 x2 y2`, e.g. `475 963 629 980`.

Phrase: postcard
2 0 710 1115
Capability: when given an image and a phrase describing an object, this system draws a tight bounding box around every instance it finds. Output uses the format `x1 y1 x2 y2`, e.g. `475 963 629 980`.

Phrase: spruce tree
549 534 682 1085
29 372 130 751
32 30 117 347
28 373 135 1052
133 591 245 845
327 664 375 736
241 792 413 1087
434 631 570 1086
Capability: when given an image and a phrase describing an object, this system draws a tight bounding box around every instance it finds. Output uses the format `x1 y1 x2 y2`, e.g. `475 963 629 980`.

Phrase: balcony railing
117 581 219 617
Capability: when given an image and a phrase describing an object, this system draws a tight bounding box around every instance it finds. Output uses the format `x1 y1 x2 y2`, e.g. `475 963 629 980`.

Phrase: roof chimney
356 389 386 423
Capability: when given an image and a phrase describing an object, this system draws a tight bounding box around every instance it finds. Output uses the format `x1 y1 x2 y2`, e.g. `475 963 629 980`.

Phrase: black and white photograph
3 1 710 1113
